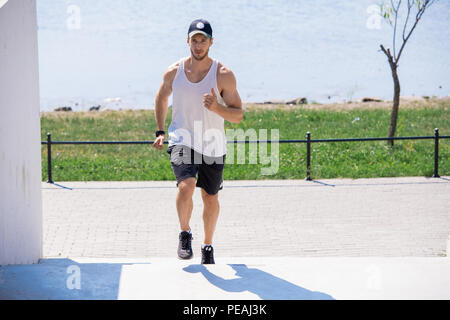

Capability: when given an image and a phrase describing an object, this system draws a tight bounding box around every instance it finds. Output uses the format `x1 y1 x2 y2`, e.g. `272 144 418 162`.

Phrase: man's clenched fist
203 88 219 111
153 135 165 150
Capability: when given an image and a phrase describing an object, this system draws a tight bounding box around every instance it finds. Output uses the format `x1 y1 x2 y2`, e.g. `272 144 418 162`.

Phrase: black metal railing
42 128 449 183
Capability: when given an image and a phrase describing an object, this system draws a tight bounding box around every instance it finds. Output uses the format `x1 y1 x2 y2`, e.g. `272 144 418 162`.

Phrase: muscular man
153 19 243 264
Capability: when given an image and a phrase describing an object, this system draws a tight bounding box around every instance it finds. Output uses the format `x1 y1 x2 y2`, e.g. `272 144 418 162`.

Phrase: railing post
432 128 440 178
47 132 53 183
305 131 312 181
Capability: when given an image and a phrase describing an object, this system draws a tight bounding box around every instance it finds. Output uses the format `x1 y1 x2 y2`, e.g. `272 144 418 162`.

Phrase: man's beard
191 48 209 61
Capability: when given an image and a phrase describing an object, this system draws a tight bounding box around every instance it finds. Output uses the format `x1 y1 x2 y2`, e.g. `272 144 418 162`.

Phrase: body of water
36 0 450 111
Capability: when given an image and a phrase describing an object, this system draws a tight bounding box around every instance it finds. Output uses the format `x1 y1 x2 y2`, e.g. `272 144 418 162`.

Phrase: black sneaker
178 231 193 259
201 245 215 264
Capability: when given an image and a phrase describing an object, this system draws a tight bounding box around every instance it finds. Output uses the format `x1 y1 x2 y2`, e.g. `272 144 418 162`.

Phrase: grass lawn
40 98 449 181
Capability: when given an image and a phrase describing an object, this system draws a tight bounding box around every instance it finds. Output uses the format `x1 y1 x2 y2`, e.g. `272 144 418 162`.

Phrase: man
152 19 243 264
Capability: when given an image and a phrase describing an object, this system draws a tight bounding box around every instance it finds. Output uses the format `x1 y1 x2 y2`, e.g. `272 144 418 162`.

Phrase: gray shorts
166 144 226 195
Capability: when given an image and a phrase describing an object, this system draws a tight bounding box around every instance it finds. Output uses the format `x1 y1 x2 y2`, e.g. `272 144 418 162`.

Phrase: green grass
40 102 450 181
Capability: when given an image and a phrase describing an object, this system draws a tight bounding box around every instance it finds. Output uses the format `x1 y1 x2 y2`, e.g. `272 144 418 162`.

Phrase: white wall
0 0 42 265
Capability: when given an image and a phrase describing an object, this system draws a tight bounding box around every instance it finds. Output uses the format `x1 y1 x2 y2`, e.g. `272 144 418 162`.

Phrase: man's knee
201 188 219 204
178 177 196 196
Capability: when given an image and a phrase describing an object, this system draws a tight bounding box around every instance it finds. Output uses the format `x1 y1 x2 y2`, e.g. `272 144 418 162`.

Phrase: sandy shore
40 96 449 116
243 96 450 111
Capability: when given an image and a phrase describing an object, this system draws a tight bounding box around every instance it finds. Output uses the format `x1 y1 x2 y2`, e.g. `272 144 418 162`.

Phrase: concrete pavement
1 176 449 300
1 257 449 299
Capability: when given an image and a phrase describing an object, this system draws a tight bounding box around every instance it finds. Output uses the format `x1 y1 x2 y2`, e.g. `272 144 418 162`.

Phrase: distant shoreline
40 96 450 114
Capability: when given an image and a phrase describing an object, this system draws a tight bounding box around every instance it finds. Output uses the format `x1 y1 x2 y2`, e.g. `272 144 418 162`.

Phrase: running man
153 19 243 264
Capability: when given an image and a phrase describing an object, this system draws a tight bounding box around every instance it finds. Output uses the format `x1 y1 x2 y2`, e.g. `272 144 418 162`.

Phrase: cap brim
188 30 211 38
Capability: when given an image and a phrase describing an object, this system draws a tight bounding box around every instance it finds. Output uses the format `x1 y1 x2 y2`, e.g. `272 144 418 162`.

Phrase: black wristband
155 130 165 137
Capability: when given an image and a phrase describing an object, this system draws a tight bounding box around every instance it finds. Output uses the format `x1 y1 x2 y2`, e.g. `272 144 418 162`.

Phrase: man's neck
186 55 212 71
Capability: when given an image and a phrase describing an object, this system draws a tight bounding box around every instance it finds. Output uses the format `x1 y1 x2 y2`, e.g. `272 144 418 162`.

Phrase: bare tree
379 0 436 146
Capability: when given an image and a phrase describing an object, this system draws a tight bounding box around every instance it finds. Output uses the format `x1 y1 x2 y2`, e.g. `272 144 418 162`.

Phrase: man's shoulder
217 61 234 77
168 59 183 71
163 59 183 81
216 61 236 86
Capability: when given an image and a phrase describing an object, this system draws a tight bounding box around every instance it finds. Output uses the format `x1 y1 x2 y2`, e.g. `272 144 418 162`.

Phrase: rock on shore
258 97 308 105
54 106 72 112
360 97 383 103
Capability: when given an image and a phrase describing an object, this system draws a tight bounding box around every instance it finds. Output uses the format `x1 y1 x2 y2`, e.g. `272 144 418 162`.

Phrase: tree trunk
387 64 401 147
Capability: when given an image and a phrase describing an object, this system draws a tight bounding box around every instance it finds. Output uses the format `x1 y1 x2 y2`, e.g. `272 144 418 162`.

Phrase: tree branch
396 1 430 62
391 0 401 60
402 0 413 41
380 44 396 69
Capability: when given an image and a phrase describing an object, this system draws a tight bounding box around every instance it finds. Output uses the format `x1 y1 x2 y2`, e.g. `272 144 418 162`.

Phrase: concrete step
1 257 449 299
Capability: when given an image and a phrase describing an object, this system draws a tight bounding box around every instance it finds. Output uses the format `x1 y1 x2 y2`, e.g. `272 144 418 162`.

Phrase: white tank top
168 56 227 157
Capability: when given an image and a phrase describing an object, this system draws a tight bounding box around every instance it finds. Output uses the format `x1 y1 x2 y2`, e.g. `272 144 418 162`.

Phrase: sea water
36 0 450 111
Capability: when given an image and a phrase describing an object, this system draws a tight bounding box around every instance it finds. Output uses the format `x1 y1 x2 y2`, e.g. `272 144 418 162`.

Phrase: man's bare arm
153 65 177 150
203 68 243 123
155 68 176 131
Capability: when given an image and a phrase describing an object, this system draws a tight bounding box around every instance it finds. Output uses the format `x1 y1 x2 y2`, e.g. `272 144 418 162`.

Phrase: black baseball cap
188 19 213 39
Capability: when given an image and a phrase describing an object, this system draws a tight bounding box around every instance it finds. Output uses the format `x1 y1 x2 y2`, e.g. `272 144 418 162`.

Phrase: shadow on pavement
183 264 334 300
0 258 134 300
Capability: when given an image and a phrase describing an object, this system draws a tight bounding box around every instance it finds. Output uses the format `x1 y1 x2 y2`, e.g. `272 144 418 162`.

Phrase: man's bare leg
176 177 195 231
201 188 220 245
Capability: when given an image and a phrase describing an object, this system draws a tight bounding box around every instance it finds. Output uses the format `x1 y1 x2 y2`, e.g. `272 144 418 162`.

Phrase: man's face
187 33 213 61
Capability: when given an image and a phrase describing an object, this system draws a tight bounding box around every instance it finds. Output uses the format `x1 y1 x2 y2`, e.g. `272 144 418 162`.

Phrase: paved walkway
41 176 450 258
2 176 449 300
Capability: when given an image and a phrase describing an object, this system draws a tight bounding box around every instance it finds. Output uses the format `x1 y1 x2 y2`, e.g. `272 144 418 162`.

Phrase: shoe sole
177 254 194 260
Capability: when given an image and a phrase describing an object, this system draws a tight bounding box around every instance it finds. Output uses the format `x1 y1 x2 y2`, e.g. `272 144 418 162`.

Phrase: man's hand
153 135 165 150
203 88 219 111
